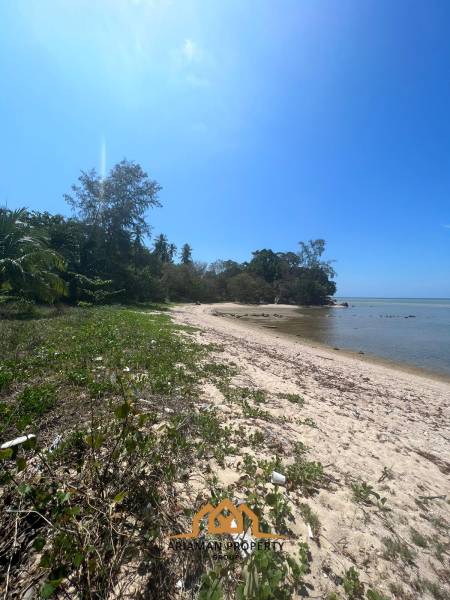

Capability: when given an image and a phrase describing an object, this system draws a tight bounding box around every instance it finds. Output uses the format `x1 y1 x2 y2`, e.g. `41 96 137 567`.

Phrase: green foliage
198 571 224 600
409 527 428 548
382 537 416 564
351 481 387 508
0 207 66 302
2 161 337 307
0 305 241 598
366 590 391 600
236 544 310 600
0 384 57 434
286 444 325 494
298 502 321 537
343 567 365 598
277 392 304 405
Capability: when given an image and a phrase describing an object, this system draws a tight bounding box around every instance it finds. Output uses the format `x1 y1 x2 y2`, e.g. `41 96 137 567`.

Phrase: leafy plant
236 544 310 600
351 481 387 508
343 567 365 599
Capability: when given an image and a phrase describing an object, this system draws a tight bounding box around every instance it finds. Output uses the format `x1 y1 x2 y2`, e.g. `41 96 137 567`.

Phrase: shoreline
204 302 450 384
170 302 450 598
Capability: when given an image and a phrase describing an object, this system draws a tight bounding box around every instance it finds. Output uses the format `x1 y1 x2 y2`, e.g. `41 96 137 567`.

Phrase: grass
382 537 416 564
409 527 428 548
0 305 228 598
277 392 304 406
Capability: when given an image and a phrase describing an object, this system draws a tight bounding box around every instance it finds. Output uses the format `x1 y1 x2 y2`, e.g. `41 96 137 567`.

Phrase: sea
272 298 450 378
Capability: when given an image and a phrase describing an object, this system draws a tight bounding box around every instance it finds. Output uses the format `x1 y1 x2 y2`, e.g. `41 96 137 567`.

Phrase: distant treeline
0 160 336 307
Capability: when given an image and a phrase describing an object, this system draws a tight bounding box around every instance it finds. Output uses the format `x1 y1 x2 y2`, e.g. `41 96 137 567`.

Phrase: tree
248 249 283 283
153 234 176 264
227 273 273 304
0 208 66 302
63 160 162 300
180 243 193 265
298 239 336 278
65 160 161 240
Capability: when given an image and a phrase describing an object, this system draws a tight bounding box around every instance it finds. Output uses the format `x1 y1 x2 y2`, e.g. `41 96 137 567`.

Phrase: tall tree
64 160 161 241
180 243 193 264
298 239 336 278
153 234 176 264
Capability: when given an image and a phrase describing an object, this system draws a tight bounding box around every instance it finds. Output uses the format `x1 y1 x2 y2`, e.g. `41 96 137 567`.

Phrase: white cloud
444 224 450 229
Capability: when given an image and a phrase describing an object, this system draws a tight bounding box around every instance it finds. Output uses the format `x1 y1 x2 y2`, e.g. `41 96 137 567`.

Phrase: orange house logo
170 498 286 539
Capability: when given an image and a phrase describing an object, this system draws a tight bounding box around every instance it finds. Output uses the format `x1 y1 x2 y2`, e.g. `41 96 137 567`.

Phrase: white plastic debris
48 434 63 453
307 523 314 539
1 434 36 450
123 367 131 372
270 470 286 485
94 356 103 361
230 519 254 558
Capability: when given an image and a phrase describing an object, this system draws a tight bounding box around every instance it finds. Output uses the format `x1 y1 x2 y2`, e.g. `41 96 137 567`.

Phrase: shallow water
235 298 450 377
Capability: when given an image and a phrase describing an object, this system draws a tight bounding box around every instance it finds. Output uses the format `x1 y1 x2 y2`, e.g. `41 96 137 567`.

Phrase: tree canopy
1 160 337 307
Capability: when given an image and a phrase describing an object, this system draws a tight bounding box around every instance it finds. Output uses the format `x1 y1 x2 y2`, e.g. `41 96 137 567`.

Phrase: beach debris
1 434 36 450
262 325 277 329
48 434 63 453
230 517 255 558
94 356 103 361
270 470 286 485
307 523 314 540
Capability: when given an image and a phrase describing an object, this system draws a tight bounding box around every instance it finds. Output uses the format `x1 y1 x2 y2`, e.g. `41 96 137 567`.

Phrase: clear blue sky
1 0 449 297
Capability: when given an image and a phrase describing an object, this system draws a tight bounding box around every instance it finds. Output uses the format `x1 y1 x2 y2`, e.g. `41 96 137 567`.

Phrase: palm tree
0 208 67 302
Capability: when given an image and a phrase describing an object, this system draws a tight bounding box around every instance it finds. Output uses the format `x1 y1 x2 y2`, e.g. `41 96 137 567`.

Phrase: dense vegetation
0 160 336 310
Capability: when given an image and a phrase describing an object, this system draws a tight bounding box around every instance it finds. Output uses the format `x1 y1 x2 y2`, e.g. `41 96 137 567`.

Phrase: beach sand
171 302 450 598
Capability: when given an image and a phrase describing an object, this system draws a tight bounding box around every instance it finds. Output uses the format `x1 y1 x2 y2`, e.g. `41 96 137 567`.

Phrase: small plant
241 400 271 421
277 392 304 406
248 429 265 448
378 466 394 482
409 527 428 548
236 544 310 599
298 502 321 537
198 570 224 599
382 537 416 564
265 489 293 535
297 417 318 428
286 458 325 494
343 567 365 598
366 590 391 600
351 481 387 508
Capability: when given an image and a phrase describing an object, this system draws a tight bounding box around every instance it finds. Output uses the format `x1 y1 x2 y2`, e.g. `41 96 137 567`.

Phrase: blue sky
0 0 449 297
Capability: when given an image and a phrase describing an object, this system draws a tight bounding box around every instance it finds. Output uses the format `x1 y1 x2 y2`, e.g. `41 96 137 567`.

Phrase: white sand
171 303 450 598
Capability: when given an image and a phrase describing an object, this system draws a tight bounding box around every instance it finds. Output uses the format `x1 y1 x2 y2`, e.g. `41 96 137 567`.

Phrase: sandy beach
171 302 450 599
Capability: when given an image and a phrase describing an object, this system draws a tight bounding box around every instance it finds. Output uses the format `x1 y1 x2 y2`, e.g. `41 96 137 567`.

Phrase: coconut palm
0 208 67 302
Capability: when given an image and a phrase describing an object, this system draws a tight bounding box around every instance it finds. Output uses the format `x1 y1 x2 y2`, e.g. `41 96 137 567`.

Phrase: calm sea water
272 298 450 377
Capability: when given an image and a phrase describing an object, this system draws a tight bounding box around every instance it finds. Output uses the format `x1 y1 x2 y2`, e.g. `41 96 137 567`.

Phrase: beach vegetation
382 537 416 564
